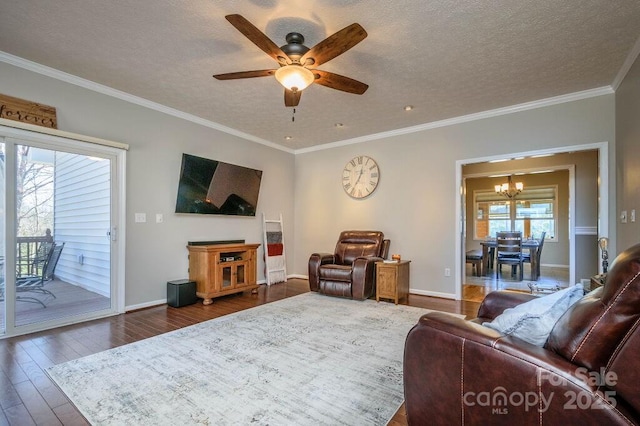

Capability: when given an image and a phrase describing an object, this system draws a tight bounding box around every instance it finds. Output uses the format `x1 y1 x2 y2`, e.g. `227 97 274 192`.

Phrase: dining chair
465 249 483 276
495 231 524 281
523 231 546 280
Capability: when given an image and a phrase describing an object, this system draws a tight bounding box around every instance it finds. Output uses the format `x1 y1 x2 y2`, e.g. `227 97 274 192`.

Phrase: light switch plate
156 213 163 223
620 210 628 224
631 209 636 223
135 213 146 223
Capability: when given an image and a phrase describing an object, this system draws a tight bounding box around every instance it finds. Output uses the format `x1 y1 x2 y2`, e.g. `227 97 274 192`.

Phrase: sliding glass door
0 129 124 336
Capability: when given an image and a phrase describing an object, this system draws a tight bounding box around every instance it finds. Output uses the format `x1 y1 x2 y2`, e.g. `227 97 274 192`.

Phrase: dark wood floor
0 278 480 425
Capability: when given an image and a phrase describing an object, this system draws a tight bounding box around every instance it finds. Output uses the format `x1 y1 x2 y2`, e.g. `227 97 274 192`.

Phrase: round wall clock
342 155 380 199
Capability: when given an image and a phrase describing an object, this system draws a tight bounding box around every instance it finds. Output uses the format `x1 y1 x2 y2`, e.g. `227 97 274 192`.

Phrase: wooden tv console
187 242 260 305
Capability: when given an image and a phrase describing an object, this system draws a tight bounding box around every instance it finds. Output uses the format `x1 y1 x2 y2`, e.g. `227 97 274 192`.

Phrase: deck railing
16 229 53 278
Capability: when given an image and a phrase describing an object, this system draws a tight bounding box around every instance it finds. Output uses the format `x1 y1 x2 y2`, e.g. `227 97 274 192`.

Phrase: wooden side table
376 260 411 304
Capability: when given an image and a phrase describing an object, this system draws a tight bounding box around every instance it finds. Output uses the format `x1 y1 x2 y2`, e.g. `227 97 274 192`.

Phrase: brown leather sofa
308 230 389 300
404 243 640 425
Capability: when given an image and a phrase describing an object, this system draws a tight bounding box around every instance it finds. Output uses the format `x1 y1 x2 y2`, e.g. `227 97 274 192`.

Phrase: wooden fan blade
312 70 368 94
301 23 367 67
225 14 290 65
284 89 301 107
213 70 275 80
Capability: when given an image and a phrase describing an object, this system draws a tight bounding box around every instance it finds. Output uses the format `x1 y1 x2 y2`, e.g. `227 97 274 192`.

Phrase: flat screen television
175 154 263 216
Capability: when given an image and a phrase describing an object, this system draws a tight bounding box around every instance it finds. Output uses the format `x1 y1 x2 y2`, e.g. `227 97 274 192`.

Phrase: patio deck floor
1 279 111 330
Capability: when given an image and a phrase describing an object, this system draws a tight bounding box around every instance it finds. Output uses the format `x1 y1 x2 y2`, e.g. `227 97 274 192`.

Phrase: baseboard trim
125 299 166 312
126 276 307 310
541 264 570 269
124 277 456 309
259 274 307 285
274 275 456 299
288 274 308 279
409 289 457 300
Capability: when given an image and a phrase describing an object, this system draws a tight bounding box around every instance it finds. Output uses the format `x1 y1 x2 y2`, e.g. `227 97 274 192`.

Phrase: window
474 186 557 241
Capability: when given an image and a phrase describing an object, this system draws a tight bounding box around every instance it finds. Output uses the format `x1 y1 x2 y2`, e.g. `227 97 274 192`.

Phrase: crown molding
0 51 294 154
612 34 640 91
294 86 614 154
1 51 616 157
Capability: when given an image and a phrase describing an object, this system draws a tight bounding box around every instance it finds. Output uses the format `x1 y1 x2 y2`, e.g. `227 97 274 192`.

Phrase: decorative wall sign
0 93 58 129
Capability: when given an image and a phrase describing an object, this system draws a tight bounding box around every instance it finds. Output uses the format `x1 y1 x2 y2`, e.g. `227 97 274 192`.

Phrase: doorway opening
455 143 608 301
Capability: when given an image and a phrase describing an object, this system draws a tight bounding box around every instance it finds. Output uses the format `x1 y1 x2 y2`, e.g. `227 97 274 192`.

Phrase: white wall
0 61 296 307
294 95 615 297
616 54 640 251
0 58 619 304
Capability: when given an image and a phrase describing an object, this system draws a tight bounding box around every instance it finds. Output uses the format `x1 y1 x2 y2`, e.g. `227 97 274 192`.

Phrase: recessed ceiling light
403 105 414 111
334 123 344 128
284 136 292 140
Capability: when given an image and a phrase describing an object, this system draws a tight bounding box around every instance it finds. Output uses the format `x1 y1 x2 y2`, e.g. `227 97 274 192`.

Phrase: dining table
479 238 541 280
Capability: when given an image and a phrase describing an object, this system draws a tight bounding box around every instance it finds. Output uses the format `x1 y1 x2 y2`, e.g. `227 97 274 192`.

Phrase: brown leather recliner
308 230 390 300
404 243 640 425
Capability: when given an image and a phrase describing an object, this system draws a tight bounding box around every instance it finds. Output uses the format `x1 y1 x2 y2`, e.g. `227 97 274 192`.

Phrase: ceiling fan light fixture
275 65 315 92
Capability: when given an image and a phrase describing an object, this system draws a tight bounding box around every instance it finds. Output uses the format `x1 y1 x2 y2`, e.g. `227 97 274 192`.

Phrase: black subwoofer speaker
167 279 197 307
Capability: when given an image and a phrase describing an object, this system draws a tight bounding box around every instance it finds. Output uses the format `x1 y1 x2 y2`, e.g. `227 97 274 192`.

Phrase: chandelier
495 175 523 199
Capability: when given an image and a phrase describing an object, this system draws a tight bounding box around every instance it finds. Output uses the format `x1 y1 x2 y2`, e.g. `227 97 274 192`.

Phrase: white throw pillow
483 284 584 346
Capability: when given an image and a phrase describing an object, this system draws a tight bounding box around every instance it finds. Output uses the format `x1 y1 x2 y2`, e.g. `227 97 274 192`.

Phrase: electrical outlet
135 213 146 223
444 268 451 277
156 213 163 223
621 210 628 224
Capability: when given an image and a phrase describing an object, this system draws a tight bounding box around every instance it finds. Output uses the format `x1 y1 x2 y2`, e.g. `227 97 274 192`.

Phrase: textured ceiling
1 0 639 151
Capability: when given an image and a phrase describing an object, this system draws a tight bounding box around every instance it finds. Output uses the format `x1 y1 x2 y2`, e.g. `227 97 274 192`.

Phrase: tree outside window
15 146 54 237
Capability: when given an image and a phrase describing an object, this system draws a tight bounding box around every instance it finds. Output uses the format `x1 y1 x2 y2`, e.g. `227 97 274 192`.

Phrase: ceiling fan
213 14 369 107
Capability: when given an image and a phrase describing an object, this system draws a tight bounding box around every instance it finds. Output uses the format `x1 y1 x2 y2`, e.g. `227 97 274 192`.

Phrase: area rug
47 292 462 425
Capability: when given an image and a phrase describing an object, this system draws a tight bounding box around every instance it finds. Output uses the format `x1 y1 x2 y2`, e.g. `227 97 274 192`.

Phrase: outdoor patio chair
30 241 53 274
16 242 65 308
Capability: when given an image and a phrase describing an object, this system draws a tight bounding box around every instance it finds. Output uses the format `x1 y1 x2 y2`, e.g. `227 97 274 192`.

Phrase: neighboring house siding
54 152 110 296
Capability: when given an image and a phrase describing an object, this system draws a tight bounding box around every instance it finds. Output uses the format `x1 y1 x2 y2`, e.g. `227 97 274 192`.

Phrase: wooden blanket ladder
262 213 287 285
